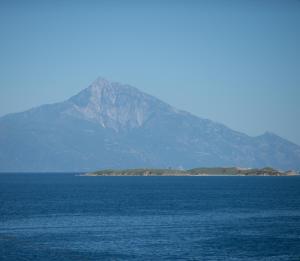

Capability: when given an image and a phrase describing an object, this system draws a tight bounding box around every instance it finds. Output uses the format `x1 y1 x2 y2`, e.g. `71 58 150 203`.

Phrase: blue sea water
0 174 300 260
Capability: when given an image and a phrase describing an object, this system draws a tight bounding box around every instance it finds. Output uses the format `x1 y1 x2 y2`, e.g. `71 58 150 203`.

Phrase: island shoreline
83 167 299 177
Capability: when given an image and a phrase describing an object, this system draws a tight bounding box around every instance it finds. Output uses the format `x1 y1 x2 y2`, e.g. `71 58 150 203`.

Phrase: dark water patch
0 174 300 260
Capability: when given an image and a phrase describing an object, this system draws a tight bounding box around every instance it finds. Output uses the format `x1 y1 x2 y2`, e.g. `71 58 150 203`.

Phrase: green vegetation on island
86 167 299 176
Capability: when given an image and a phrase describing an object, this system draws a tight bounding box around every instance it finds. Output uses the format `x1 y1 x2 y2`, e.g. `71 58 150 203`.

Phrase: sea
0 173 300 260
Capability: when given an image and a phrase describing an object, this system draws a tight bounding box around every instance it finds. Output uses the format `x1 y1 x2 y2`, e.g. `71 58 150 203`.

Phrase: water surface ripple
0 174 300 260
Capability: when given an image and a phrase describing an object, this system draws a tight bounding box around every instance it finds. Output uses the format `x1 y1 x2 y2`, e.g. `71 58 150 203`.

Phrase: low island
85 167 299 176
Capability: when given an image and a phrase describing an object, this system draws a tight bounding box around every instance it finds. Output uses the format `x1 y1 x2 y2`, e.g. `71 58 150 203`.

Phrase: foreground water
0 174 300 260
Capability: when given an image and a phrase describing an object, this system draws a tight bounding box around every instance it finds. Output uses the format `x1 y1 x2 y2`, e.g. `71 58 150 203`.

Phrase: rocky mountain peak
66 77 170 131
91 76 110 87
1 77 300 171
87 77 109 96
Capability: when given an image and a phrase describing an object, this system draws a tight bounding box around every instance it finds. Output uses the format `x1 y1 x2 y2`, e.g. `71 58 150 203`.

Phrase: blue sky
0 0 300 144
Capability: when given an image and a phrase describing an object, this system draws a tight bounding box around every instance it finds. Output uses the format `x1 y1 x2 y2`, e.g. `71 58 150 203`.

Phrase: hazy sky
0 0 300 144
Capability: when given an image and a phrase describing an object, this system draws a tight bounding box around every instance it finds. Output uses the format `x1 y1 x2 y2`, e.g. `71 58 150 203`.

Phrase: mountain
0 77 299 172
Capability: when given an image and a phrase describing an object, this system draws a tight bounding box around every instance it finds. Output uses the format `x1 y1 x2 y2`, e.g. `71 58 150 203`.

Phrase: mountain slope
0 77 299 172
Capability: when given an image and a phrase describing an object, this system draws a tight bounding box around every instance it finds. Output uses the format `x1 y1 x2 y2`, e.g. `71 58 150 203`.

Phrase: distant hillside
0 77 300 172
87 167 299 176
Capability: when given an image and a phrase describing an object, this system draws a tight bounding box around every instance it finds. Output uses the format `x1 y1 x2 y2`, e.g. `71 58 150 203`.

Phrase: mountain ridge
0 77 299 172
